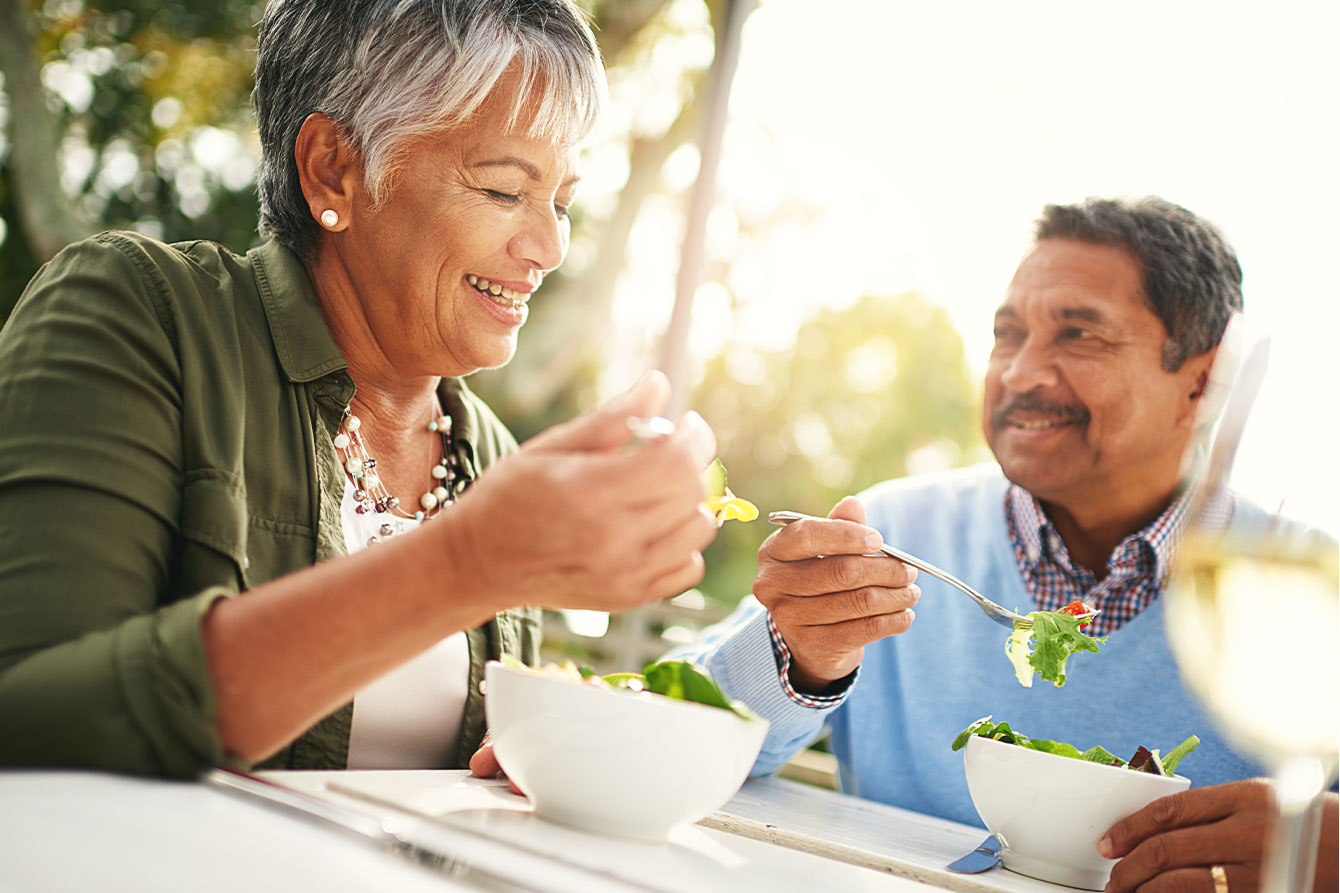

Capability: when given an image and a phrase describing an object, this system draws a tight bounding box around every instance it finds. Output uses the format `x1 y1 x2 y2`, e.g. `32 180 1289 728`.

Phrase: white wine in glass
1166 317 1339 893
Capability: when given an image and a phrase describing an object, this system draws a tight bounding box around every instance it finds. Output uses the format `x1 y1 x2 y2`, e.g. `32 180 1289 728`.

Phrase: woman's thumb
526 370 670 453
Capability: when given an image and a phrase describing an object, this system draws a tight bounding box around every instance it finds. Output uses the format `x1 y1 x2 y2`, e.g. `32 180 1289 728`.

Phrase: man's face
982 238 1213 515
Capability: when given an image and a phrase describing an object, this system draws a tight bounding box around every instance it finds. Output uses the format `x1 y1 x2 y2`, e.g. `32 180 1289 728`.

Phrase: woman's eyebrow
471 156 581 187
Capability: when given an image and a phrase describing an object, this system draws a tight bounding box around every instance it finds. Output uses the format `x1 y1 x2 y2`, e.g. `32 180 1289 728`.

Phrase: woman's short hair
1035 196 1244 372
254 0 605 261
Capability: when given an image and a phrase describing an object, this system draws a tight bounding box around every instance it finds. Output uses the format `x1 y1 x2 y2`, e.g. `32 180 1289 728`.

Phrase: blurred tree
693 291 988 606
0 0 267 315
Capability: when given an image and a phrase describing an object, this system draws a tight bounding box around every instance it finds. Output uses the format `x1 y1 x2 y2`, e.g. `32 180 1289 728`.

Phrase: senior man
679 197 1337 892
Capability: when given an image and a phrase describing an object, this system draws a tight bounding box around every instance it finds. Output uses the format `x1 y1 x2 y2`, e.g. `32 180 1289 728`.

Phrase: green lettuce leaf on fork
701 459 759 525
1005 609 1105 688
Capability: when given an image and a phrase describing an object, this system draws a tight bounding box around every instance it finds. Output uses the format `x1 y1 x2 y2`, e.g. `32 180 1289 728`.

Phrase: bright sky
605 0 1339 534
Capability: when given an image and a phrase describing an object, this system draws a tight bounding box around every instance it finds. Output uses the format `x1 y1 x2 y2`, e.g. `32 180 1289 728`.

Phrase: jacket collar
248 238 348 384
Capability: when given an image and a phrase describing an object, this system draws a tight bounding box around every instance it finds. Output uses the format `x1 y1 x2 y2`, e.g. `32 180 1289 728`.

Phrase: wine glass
1165 314 1339 893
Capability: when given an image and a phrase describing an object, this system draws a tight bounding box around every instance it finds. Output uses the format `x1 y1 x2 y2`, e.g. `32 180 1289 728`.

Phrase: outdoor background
2 0 1335 672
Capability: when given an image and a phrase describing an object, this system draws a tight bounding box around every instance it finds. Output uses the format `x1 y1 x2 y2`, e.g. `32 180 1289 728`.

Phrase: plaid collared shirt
1004 483 1234 636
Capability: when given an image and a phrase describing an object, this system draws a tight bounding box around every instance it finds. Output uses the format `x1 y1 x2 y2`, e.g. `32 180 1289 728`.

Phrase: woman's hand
468 733 523 795
443 371 720 614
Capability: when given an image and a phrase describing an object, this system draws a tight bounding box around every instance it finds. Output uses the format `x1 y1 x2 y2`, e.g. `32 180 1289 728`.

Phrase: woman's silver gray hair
254 0 605 261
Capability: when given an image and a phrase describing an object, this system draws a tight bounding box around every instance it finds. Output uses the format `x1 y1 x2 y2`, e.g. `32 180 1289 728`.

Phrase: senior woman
0 0 717 777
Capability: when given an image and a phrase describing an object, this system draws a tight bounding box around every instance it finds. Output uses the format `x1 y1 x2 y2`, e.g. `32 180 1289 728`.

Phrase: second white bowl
485 662 769 842
964 734 1190 889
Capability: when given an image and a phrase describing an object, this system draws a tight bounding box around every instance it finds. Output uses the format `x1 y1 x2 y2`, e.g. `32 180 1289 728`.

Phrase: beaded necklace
333 405 457 541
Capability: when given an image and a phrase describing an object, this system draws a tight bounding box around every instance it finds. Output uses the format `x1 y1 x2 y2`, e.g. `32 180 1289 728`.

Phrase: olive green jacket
0 232 539 777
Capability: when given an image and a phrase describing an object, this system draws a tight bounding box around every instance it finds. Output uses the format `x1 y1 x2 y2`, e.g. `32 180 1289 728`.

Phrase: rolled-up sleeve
0 236 230 776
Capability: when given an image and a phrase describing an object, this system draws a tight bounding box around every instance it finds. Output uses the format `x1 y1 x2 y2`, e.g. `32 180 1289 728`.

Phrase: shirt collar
248 238 348 385
1005 482 1200 586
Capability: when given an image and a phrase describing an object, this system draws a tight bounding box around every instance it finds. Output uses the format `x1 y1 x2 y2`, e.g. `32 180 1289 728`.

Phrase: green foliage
691 292 984 606
2 0 266 313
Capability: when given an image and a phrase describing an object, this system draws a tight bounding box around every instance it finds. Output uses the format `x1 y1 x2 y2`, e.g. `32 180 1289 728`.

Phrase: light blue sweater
682 464 1268 828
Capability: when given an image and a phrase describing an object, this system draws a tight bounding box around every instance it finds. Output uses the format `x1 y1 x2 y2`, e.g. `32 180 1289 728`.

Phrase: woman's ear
294 113 357 232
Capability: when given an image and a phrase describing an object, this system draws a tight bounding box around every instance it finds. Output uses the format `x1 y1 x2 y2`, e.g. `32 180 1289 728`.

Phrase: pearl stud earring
320 209 339 228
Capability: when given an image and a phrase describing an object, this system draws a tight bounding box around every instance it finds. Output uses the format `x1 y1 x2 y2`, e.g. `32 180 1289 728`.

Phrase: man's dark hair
1035 197 1243 371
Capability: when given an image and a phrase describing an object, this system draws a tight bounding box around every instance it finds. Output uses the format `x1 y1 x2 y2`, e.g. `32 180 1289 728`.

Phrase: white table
0 769 1069 892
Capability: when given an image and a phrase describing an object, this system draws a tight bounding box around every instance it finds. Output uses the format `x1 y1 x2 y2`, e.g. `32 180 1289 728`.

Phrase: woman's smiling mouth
466 274 529 310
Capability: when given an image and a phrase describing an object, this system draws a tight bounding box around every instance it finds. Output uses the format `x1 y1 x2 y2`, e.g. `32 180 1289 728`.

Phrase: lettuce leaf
609 659 762 723
1161 735 1201 776
1006 610 1106 687
701 459 759 525
951 717 1194 777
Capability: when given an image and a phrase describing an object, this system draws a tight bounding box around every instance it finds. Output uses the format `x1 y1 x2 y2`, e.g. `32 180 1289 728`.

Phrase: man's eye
485 190 522 205
554 202 570 220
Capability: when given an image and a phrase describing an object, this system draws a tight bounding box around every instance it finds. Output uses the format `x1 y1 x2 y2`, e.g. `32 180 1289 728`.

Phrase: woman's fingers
468 737 501 778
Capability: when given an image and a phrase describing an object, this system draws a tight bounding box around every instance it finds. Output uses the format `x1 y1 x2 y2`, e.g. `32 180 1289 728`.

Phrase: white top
341 478 469 769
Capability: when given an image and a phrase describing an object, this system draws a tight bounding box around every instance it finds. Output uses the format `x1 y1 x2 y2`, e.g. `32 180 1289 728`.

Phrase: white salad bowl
964 734 1190 890
484 661 769 842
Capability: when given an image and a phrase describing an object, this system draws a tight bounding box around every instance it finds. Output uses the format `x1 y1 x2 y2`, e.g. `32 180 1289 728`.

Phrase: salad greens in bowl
956 717 1196 890
485 658 768 842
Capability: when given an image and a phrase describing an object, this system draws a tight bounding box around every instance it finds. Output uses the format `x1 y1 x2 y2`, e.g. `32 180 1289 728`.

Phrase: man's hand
1101 780 1339 893
753 496 919 694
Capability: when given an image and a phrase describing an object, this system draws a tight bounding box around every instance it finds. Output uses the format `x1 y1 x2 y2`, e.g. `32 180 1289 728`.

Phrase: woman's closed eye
484 189 572 221
484 189 523 206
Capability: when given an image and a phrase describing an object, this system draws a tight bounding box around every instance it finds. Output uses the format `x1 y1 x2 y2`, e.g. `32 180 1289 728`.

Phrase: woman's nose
512 205 569 273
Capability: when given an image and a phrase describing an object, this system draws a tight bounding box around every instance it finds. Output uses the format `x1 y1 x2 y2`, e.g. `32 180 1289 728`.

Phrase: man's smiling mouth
991 394 1090 431
1010 418 1073 430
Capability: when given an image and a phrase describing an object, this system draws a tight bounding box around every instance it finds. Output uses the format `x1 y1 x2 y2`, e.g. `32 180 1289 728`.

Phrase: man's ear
294 113 358 232
1179 345 1219 428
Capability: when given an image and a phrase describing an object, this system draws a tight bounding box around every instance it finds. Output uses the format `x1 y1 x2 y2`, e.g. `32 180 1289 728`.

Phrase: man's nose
999 339 1059 393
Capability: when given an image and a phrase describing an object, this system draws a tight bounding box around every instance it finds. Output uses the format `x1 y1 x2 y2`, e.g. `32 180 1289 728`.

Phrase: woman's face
339 84 579 378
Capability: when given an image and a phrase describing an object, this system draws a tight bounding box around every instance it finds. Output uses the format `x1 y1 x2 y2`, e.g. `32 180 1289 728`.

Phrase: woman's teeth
466 274 527 309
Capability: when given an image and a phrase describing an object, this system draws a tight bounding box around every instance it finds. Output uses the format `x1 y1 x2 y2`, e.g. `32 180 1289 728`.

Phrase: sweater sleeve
664 597 847 776
0 236 231 777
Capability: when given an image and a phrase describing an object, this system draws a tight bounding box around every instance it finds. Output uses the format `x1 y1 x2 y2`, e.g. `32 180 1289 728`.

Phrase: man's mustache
990 392 1090 429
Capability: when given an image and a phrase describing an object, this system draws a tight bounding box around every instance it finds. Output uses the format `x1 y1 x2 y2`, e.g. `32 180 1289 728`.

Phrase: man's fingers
762 519 886 563
1109 864 1256 893
785 608 917 655
769 584 921 628
758 552 917 597
1101 781 1271 858
827 495 867 525
1105 821 1264 893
